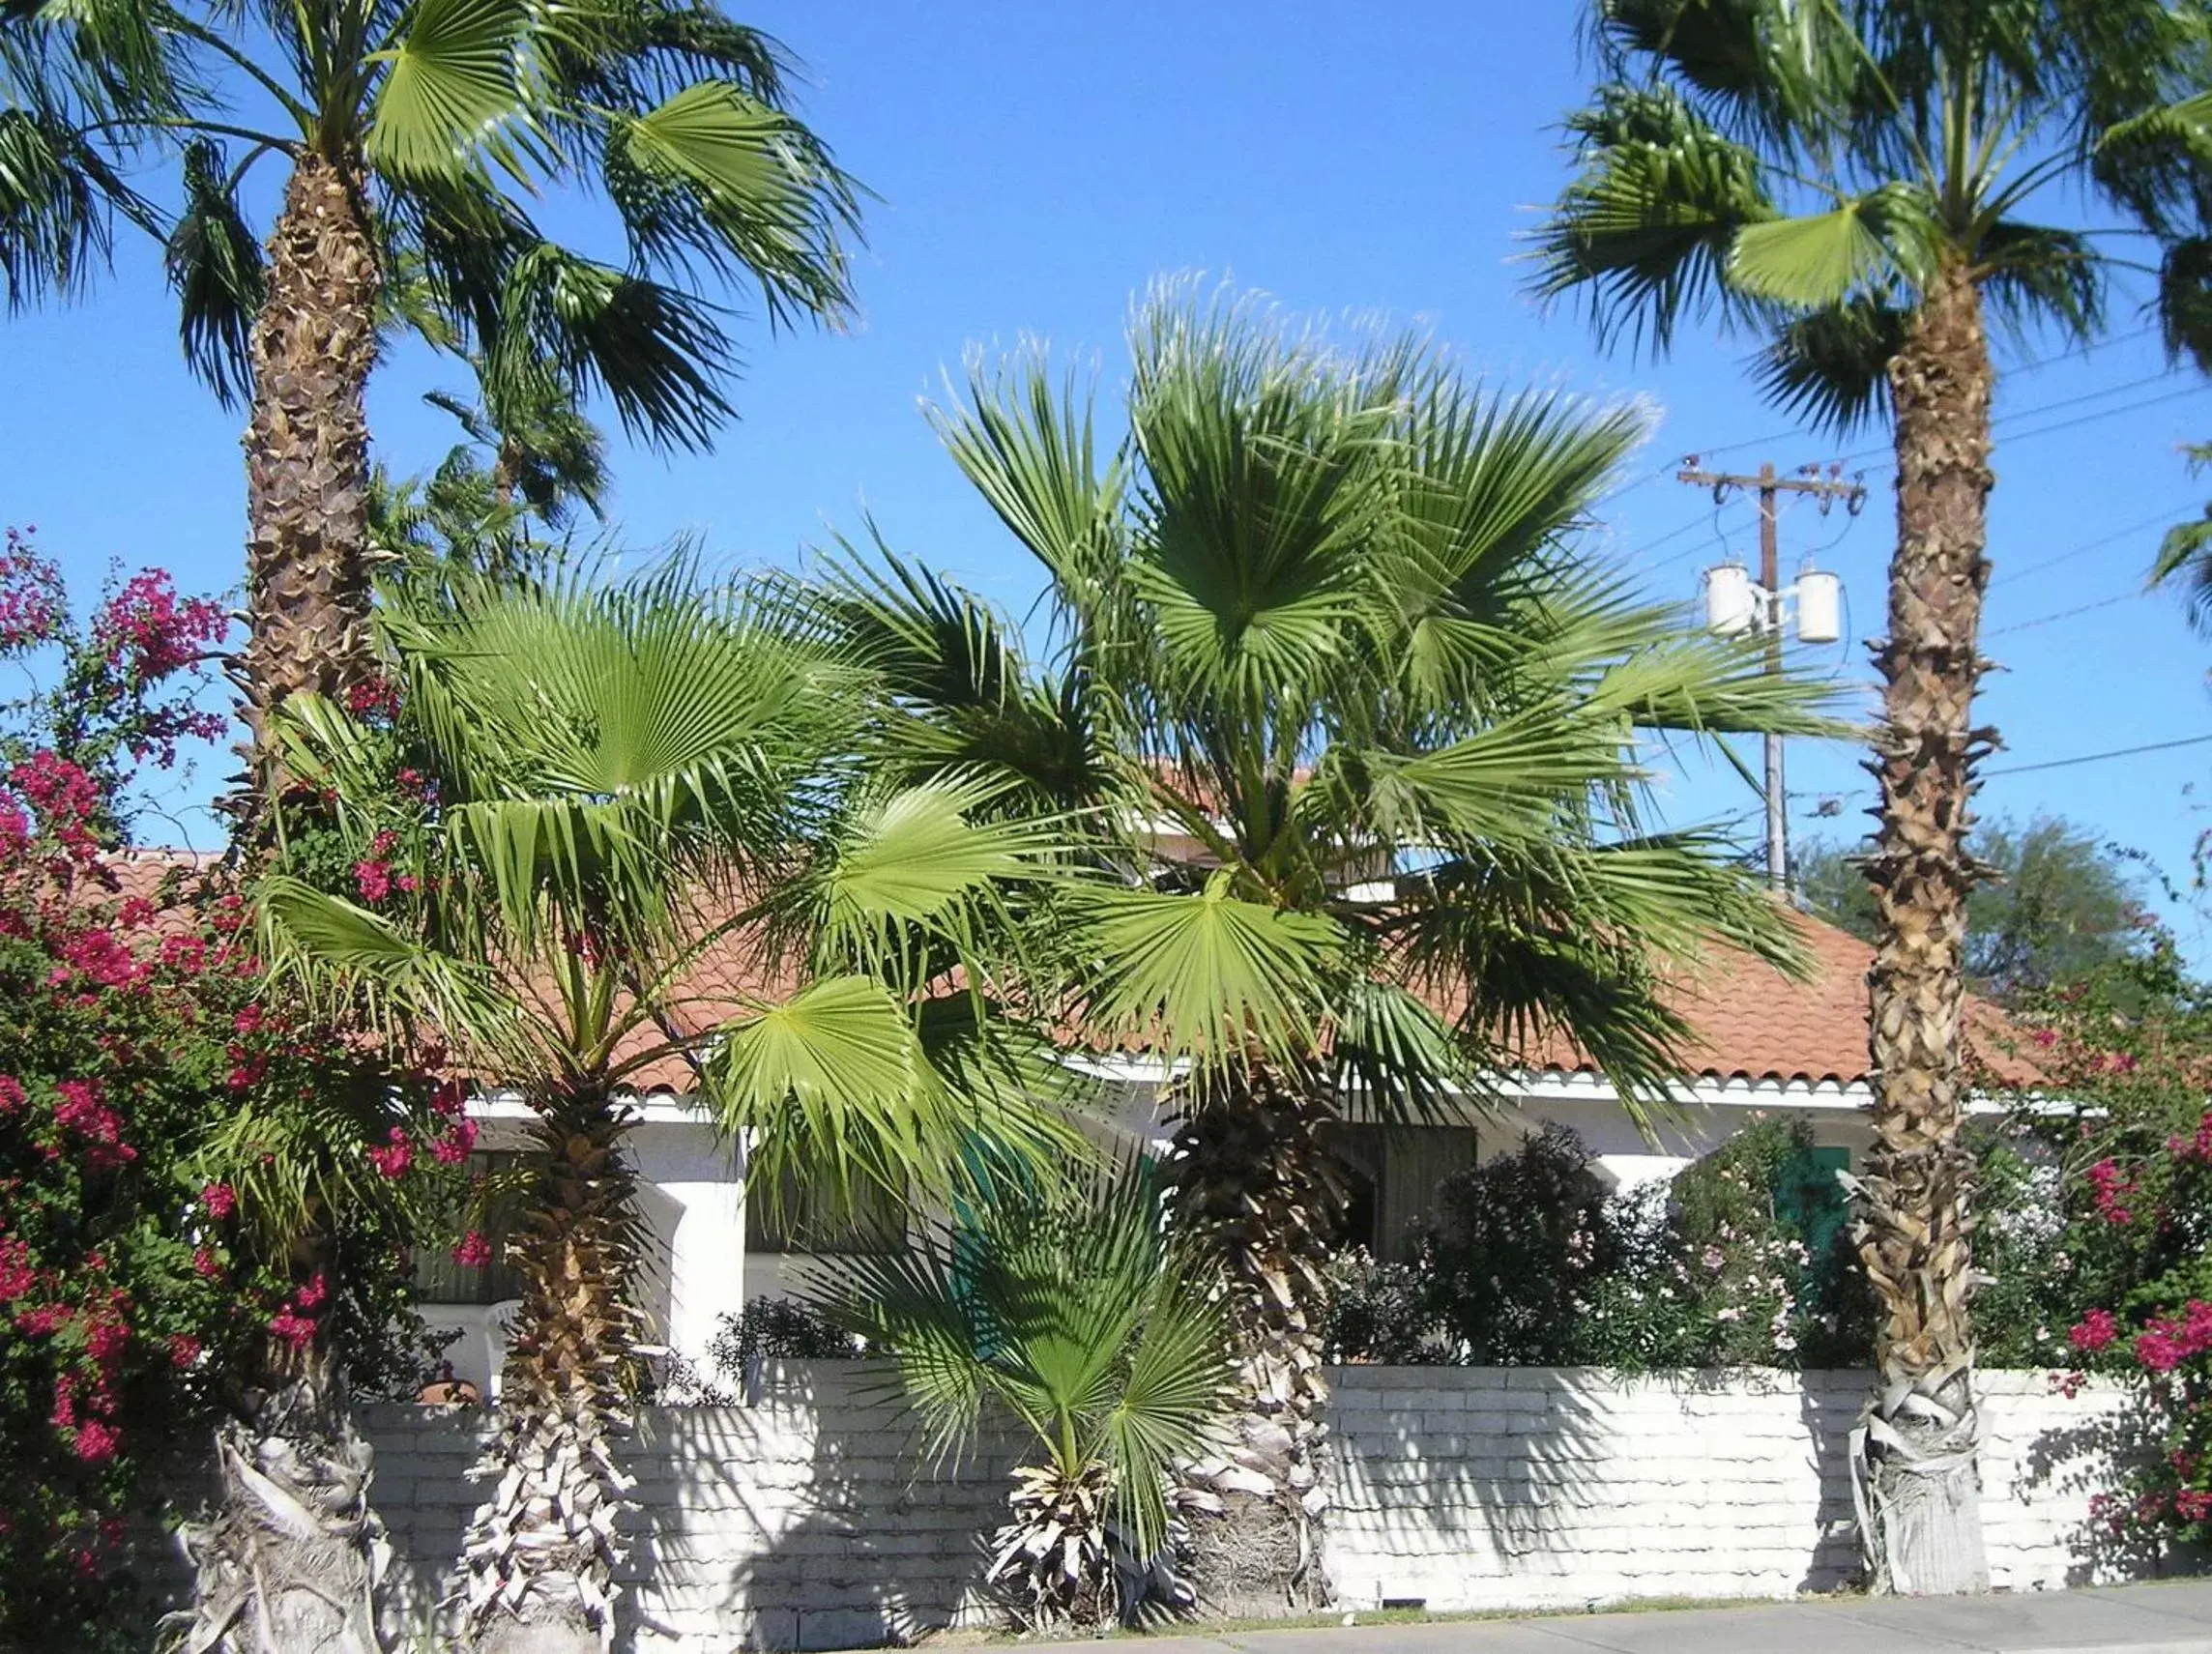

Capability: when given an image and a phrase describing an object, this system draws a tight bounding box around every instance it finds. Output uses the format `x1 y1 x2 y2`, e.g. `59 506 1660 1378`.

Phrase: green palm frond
1071 874 1347 1069
705 972 1078 1224
817 1154 1235 1559
0 103 141 310
1530 83 1778 355
2156 236 2212 375
366 0 544 186
163 137 265 405
486 243 738 450
253 873 536 1068
817 545 1112 807
1325 976 1495 1125
602 77 859 325
1747 295 1909 435
798 774 1058 989
1724 190 1910 307
2152 442 2212 632
928 343 1131 603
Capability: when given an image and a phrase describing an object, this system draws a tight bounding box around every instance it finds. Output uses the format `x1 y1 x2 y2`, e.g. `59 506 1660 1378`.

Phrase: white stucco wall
360 1364 2154 1651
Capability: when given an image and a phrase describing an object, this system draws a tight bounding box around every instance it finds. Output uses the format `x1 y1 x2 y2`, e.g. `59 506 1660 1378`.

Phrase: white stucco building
421 912 2025 1396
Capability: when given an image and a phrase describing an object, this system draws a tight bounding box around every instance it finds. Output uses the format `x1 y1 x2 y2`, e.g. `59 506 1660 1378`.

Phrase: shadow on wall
625 1360 1012 1653
1796 1372 1863 1594
1324 1365 1865 1613
2012 1375 2183 1587
1324 1364 1609 1610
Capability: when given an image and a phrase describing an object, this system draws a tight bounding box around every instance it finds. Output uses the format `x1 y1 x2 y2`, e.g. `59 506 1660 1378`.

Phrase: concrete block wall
365 1365 1019 1651
360 1364 2141 1650
1324 1366 2139 1613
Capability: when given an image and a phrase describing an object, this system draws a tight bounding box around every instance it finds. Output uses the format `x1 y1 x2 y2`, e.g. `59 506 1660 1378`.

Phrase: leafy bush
1407 1123 1623 1364
0 541 462 1646
1968 943 2212 1552
707 1296 859 1386
1324 1120 1871 1371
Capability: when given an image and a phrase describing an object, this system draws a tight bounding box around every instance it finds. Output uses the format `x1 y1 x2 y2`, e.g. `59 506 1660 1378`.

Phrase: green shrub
1324 1119 1873 1370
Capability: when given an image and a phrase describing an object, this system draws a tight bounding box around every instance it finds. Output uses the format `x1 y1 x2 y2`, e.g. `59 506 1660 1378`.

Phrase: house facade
421 912 2012 1397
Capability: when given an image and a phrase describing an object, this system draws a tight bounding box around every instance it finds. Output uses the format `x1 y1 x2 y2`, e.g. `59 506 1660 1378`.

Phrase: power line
1624 371 2206 575
1986 589 2143 636
1994 501 2204 586
1981 732 2212 778
1833 373 2205 469
1680 326 2163 471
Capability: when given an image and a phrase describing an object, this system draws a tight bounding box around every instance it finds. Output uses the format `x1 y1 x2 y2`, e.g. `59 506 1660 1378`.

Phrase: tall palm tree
1530 0 2212 1593
1 0 859 768
260 566 1075 1651
832 284 1846 1610
821 1156 1237 1631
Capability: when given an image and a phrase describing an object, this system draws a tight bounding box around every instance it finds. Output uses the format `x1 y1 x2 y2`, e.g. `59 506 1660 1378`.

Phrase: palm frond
1748 295 1909 435
366 0 543 186
163 136 264 406
1070 874 1346 1070
1528 83 1778 356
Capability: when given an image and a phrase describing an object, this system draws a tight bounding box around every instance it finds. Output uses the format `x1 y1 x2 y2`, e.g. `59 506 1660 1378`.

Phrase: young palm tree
260 566 1074 1651
821 1157 1237 1631
1530 0 2212 1593
833 284 1847 1609
1 0 859 765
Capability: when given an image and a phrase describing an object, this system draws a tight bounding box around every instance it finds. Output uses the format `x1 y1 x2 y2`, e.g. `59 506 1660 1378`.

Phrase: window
743 1162 907 1255
1325 1123 1477 1259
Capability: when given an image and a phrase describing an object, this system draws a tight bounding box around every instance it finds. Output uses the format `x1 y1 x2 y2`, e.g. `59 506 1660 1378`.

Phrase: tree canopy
1798 814 2152 1000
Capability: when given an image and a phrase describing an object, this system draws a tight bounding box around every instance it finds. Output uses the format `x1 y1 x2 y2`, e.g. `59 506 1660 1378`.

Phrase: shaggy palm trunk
178 1343 388 1654
1854 260 1994 1596
243 150 381 773
187 150 393 1650
455 1091 642 1653
1166 1068 1338 1614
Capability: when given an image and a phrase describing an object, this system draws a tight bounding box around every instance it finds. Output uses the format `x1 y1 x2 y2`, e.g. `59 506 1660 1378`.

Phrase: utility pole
1679 459 1865 894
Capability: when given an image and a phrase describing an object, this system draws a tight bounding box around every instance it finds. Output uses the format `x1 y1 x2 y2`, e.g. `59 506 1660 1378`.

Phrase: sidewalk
886 1581 2212 1654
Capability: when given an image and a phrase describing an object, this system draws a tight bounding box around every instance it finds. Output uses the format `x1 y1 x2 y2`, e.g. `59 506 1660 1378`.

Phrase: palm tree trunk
178 1345 389 1654
1855 259 1994 1596
454 1092 641 1653
1165 1067 1337 1614
242 150 381 775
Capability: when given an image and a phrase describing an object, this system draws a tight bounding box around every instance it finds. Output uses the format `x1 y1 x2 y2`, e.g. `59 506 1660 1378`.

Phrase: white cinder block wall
1323 1367 2137 1613
361 1364 2147 1651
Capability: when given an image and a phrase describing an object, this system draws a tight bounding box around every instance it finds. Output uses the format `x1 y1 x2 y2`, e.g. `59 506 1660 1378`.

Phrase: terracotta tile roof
118 851 2015 1094
1519 908 2029 1088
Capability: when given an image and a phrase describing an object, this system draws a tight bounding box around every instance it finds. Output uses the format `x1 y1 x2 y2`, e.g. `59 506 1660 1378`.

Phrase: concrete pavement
891 1581 2212 1654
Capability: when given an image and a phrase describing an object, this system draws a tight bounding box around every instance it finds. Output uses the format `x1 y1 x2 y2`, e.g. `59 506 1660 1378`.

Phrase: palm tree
820 1156 1237 1631
259 566 1075 1650
1 0 859 768
831 284 1846 1610
1530 0 2212 1593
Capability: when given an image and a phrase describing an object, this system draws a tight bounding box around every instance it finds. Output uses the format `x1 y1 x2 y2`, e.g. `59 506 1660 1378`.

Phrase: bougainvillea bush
0 537 462 1646
1971 941 2212 1556
0 527 230 837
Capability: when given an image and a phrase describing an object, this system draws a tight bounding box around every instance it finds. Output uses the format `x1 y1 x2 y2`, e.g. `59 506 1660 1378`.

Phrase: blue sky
11 2 2212 947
